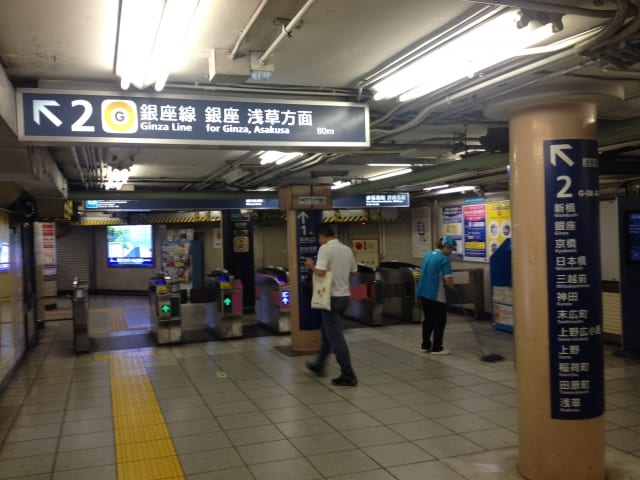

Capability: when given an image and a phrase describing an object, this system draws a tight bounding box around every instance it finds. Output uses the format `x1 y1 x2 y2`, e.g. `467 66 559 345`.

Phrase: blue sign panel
83 198 278 211
222 210 255 311
544 139 604 420
17 89 369 147
296 210 323 330
332 193 410 209
281 289 290 307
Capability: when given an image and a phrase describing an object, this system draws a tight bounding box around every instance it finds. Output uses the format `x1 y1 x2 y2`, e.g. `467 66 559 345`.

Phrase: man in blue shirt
416 236 457 355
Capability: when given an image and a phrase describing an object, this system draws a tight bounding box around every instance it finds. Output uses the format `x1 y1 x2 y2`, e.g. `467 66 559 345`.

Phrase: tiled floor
1 296 640 479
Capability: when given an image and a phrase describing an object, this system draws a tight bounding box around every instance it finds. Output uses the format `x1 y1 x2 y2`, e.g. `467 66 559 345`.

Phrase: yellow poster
486 201 511 256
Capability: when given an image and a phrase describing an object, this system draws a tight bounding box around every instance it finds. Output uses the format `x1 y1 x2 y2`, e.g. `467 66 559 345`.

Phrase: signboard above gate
17 89 370 147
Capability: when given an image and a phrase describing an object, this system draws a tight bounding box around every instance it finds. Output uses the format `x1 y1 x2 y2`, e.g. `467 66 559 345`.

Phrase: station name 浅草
139 122 294 135
137 105 317 135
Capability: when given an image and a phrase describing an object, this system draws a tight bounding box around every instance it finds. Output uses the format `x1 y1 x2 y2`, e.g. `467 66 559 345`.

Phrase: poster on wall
411 207 432 258
462 203 487 260
486 201 512 256
34 222 57 280
441 206 463 260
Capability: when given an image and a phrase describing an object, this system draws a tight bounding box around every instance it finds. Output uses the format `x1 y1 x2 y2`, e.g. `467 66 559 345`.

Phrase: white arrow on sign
549 144 574 167
297 211 309 224
33 100 62 127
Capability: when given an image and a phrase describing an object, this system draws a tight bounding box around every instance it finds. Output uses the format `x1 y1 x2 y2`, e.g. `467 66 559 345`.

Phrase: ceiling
1 0 640 211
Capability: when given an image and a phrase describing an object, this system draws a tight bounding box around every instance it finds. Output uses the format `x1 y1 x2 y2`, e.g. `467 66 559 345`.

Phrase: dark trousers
316 296 354 375
421 297 447 351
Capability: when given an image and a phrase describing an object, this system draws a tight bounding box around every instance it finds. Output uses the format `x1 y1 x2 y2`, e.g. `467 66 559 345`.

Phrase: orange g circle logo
101 99 138 134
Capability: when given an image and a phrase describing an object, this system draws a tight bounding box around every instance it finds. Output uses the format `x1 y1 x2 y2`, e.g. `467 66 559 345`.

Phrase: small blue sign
18 89 369 147
281 290 290 306
544 139 604 420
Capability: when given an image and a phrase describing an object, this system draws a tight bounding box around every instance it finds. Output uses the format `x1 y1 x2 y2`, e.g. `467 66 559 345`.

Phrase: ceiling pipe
258 0 318 65
466 0 620 18
229 0 270 59
70 147 88 190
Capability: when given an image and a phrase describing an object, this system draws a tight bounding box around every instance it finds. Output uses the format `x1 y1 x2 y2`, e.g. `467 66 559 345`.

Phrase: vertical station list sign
296 210 323 331
544 139 604 419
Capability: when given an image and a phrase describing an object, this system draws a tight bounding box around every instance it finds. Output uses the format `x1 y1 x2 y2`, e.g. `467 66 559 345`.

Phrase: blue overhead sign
17 89 370 147
333 193 410 208
83 198 279 211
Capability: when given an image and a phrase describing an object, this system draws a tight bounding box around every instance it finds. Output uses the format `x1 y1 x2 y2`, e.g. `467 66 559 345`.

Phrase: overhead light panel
259 151 303 165
366 163 413 167
434 185 476 194
367 168 413 182
423 184 450 192
116 0 202 91
371 10 555 102
103 165 131 190
331 180 352 190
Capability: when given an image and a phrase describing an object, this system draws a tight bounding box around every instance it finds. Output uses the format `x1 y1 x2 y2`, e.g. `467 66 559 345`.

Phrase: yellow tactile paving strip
89 308 148 335
109 352 185 480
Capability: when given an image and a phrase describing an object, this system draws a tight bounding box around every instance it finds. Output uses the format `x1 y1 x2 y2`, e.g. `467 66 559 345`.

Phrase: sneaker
420 348 430 353
430 349 451 356
331 373 358 387
305 361 325 377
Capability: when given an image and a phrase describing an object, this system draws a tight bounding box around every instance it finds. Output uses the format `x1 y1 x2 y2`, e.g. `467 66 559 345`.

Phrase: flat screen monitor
0 242 9 272
107 225 154 267
626 211 640 264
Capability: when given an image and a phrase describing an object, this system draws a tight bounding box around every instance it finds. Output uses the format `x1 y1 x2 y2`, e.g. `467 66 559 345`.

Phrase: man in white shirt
304 223 358 386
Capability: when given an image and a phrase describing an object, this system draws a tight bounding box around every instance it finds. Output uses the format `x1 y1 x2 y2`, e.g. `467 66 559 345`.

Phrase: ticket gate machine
379 261 423 323
204 269 243 338
255 266 291 333
345 264 384 326
148 273 182 344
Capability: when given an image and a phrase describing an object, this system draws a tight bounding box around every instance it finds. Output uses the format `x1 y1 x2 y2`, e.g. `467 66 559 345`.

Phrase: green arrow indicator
223 297 232 307
161 304 171 314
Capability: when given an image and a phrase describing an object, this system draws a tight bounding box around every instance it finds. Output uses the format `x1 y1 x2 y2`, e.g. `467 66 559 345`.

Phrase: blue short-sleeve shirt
416 249 453 303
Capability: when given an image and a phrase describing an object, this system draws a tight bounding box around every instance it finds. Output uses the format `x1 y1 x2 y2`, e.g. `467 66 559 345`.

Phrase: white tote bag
311 271 333 310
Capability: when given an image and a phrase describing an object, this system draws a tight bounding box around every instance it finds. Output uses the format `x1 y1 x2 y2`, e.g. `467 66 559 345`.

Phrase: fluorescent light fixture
259 151 303 165
372 10 555 102
423 184 450 192
367 168 413 182
366 163 413 167
331 180 352 190
434 185 476 194
115 0 201 91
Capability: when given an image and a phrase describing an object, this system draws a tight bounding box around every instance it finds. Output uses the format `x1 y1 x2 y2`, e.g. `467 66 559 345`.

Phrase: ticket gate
72 277 90 353
345 264 384 326
379 261 423 323
148 273 182 344
204 269 243 338
255 266 291 333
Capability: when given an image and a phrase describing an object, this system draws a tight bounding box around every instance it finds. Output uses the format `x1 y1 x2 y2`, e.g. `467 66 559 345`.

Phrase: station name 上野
18 89 370 147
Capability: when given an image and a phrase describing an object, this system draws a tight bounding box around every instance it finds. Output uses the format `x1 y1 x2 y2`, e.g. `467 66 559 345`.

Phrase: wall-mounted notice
411 207 432 258
462 204 487 260
486 201 511 256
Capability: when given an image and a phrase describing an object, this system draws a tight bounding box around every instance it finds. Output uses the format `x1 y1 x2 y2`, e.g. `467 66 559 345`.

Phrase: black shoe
331 373 357 387
306 361 325 377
